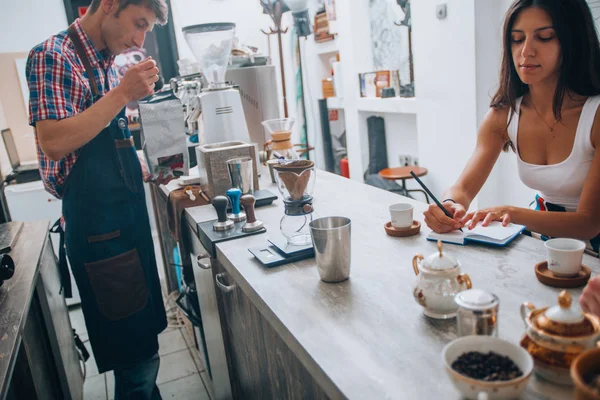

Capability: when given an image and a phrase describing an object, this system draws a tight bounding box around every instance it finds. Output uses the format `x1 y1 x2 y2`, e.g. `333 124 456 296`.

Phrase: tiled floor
71 308 211 400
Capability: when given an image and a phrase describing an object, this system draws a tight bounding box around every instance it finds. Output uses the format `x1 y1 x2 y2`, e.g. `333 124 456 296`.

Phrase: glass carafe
262 118 299 160
272 160 316 245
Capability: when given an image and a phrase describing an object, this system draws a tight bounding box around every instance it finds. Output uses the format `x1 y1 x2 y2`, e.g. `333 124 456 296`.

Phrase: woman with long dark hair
424 0 600 259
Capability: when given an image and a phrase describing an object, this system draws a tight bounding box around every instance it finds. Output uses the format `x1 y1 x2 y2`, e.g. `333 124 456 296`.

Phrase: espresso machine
182 23 251 145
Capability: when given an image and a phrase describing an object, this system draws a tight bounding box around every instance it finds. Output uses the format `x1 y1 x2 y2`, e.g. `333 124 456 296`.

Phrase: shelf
326 97 344 109
315 39 339 56
356 97 417 115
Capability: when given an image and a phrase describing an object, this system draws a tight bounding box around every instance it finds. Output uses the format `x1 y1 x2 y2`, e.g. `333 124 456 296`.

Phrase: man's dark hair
88 0 168 25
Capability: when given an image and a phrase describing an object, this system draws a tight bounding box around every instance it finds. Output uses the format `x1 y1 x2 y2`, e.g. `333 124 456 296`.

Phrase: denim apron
63 26 167 373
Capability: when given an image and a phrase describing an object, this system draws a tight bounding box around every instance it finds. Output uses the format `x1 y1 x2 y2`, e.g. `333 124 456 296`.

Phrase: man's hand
137 151 175 185
117 58 159 103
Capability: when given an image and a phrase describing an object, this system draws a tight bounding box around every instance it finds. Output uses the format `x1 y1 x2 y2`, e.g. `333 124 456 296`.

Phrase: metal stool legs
390 179 431 203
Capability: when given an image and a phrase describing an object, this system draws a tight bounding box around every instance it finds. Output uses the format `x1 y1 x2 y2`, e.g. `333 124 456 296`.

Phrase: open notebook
427 221 526 246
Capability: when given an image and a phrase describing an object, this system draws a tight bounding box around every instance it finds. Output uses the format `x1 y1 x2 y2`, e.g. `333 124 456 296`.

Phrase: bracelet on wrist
442 198 457 204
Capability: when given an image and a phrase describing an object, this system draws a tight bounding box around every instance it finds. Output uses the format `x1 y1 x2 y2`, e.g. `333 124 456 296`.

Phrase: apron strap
50 218 72 298
67 25 99 98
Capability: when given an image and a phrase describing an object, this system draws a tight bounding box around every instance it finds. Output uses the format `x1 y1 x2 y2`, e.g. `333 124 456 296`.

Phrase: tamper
212 196 234 231
226 188 246 222
241 194 264 232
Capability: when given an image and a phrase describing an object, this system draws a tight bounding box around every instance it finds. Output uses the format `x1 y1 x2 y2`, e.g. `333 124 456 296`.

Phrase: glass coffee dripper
272 160 316 246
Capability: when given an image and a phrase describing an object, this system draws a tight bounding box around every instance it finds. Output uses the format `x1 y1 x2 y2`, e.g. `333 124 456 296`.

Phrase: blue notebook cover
426 222 526 247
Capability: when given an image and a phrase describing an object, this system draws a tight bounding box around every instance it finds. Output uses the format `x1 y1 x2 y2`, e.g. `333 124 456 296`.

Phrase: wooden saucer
384 220 421 237
535 261 591 288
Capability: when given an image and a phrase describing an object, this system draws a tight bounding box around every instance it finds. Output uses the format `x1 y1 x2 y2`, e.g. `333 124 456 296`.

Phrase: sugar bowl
520 290 600 385
455 289 500 337
412 241 473 319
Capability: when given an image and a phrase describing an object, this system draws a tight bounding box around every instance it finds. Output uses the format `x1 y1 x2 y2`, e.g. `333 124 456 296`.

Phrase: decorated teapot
520 290 600 385
412 241 472 319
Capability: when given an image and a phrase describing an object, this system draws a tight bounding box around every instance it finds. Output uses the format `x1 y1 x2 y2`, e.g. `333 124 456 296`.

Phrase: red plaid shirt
26 19 119 198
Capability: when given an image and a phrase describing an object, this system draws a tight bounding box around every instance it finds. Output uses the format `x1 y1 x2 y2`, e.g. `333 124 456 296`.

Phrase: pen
409 171 463 232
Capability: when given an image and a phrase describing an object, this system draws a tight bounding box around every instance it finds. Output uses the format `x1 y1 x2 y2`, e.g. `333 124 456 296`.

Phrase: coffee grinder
182 23 251 145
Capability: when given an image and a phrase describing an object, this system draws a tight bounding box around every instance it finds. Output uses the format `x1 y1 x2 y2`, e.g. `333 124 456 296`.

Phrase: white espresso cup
544 238 586 277
389 203 414 229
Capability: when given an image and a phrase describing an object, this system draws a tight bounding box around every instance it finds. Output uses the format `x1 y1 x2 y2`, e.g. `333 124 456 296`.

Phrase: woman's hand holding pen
423 201 466 233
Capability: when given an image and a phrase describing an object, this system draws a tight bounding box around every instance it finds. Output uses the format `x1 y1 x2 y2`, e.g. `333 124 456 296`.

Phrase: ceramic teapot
520 290 600 385
412 241 472 319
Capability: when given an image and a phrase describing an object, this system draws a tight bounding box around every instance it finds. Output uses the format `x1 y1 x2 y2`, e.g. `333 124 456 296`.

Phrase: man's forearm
37 87 128 161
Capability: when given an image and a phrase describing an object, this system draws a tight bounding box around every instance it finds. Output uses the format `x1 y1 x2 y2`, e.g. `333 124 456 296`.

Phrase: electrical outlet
398 154 415 167
436 4 447 20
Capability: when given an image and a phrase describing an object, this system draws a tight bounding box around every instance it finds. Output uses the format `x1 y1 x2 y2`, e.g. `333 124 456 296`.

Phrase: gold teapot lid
534 291 595 337
423 241 458 270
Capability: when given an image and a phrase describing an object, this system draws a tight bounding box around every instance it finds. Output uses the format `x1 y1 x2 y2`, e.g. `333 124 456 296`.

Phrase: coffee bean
451 351 523 382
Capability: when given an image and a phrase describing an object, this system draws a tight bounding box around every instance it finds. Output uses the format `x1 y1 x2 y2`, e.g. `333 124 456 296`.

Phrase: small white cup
389 203 414 229
545 238 586 277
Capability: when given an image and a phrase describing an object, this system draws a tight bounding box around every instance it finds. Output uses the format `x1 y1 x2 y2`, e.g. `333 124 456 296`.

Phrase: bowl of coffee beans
442 336 534 399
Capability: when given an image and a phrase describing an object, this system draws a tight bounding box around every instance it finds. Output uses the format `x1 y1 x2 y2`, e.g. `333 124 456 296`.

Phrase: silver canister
309 217 352 283
226 157 254 194
455 289 499 337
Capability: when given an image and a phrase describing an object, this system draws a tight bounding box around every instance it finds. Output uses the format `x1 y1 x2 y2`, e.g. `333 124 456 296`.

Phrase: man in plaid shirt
27 1 169 398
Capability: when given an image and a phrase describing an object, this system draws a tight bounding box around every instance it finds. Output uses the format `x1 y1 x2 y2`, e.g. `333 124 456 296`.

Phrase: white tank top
507 95 599 212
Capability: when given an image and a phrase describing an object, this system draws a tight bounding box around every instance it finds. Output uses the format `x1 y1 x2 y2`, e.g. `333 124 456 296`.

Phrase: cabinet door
214 262 269 399
214 261 329 400
36 237 83 400
185 229 232 400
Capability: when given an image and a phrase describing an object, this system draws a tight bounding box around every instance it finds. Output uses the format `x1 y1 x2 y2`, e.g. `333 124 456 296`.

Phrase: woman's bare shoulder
482 106 511 140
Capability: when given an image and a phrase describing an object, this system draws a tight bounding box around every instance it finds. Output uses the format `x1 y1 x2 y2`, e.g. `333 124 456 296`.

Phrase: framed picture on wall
324 0 338 34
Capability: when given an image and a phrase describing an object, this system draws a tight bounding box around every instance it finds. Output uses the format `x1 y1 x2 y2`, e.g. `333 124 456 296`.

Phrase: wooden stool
379 166 430 203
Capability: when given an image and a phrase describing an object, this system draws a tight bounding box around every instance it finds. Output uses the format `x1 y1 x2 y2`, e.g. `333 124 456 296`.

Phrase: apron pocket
85 248 149 321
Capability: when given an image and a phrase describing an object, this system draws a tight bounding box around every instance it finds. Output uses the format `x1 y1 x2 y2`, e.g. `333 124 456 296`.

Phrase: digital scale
248 235 314 268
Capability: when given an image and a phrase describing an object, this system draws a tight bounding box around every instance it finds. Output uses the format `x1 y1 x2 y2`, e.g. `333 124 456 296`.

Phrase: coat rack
261 0 290 118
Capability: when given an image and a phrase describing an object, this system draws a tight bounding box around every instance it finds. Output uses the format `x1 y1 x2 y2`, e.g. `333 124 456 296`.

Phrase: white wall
336 0 374 180
0 0 68 53
476 0 536 209
412 0 479 208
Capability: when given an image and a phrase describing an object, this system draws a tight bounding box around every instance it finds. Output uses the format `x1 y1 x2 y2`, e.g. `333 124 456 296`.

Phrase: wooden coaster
384 220 421 237
535 261 591 288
